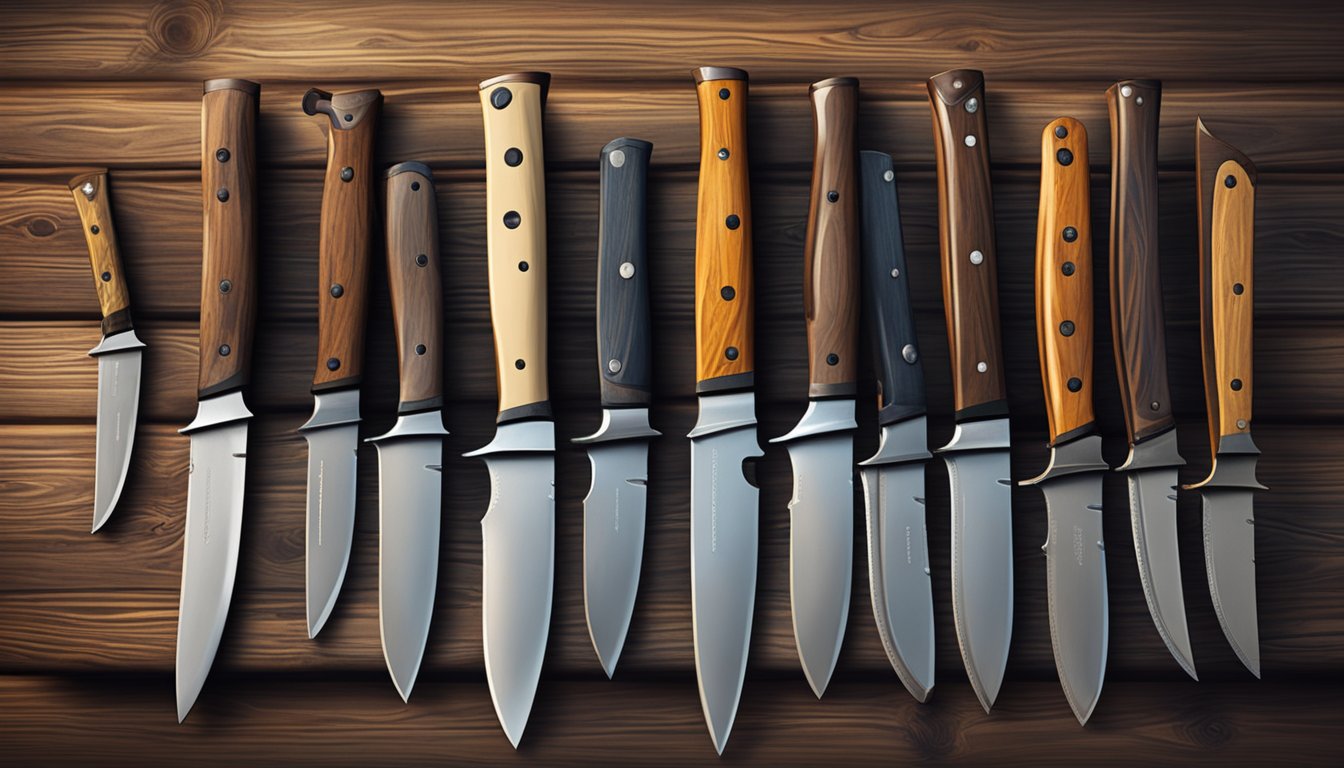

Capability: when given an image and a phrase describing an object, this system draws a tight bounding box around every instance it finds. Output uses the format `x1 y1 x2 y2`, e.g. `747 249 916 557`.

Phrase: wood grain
66 170 133 336
384 163 443 411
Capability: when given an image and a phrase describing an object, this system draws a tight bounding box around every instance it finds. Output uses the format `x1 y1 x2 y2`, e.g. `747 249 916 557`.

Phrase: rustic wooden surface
1 0 1341 764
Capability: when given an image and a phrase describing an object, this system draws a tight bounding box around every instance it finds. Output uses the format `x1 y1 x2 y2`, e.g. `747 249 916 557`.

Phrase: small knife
176 78 260 721
688 66 763 755
856 150 934 702
1186 119 1264 678
369 162 448 701
69 170 147 533
1021 117 1110 725
926 68 1014 713
573 137 661 678
770 76 860 699
298 86 382 639
465 72 555 748
1106 80 1196 679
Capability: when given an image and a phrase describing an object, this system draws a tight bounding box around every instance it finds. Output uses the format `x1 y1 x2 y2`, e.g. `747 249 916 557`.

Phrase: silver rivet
902 344 918 364
969 249 984 265
1121 85 1133 98
1150 401 1161 411
890 268 900 279
81 182 95 199
953 79 964 89
1237 419 1248 429
1136 96 1144 106
619 261 635 279
964 134 977 147
965 97 979 113
976 361 988 373
608 359 622 373
883 169 894 183
609 149 625 168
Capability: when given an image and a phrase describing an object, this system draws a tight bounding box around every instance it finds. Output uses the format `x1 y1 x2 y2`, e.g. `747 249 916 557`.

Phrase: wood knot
146 0 218 58
905 702 956 759
25 216 57 238
1184 709 1238 747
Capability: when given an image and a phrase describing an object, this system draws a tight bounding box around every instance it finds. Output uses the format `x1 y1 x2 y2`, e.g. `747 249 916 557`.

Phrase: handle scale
384 163 444 413
68 170 133 336
596 137 654 407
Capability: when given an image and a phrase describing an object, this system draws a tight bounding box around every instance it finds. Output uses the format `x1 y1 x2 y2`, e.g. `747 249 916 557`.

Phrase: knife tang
927 69 1007 420
384 163 444 414
69 170 134 337
596 137 653 408
693 67 753 393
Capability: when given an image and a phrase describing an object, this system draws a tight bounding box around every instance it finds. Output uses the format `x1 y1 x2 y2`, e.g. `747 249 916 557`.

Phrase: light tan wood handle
68 170 133 336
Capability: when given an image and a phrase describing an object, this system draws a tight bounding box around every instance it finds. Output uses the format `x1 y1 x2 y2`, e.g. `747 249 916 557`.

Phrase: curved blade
1129 468 1197 678
1203 488 1260 677
582 442 649 678
92 345 144 532
305 423 359 639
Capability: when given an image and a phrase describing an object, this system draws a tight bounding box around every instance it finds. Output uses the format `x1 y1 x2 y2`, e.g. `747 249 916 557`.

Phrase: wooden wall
1 0 1342 764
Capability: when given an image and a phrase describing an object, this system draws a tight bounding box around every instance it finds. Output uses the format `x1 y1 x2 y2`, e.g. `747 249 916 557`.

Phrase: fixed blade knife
573 137 661 679
69 170 146 533
927 68 1014 713
176 78 260 722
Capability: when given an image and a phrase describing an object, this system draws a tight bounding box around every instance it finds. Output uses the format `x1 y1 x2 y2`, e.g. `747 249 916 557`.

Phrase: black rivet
504 147 523 166
490 87 513 109
330 283 344 298
410 181 422 192
1062 226 1078 243
1233 282 1245 295
826 353 839 366
1055 125 1068 139
327 357 340 371
503 210 521 229
218 344 231 357
1061 261 1076 276
725 214 741 230
343 114 353 122
416 254 428 267
215 148 230 163
1231 378 1243 391
1056 148 1074 166
725 346 739 361
219 279 231 293
1225 174 1237 188
721 285 735 301
101 271 111 282
518 261 529 272
1060 320 1075 337
827 190 839 203
717 148 729 160
340 166 354 182
1067 377 1082 392
718 87 730 100
415 344 426 356
90 224 100 235
515 359 526 370
216 188 230 202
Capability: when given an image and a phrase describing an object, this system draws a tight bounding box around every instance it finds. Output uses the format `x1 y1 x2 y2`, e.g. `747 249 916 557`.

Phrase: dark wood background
1 1 1341 764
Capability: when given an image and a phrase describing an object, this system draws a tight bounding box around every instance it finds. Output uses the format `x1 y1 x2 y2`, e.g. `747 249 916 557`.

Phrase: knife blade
769 76 860 699
573 137 661 678
688 66 763 755
1021 117 1109 725
69 170 147 533
464 72 555 748
369 162 448 701
176 78 259 721
1106 80 1197 679
298 87 382 639
927 68 1014 713
856 150 934 702
1187 118 1264 678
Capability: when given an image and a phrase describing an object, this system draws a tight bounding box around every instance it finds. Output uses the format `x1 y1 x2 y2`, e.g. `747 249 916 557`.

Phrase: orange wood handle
384 163 444 413
68 170 133 337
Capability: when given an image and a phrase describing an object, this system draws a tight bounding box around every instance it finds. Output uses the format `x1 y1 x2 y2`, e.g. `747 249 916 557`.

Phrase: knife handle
384 163 444 413
305 87 382 393
1035 118 1096 445
927 69 1007 420
693 67 754 393
859 151 925 425
198 79 260 399
68 170 134 337
1107 79 1175 444
804 77 860 398
596 137 654 408
479 72 550 422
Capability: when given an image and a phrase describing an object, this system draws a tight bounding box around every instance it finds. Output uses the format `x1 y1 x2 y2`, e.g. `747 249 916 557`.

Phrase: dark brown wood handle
384 163 443 413
927 69 1007 420
68 170 133 337
198 79 259 399
804 77 860 398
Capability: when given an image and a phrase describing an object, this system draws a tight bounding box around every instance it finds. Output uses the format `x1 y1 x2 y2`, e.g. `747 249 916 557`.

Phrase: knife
1187 118 1264 677
688 66 762 755
176 78 259 721
464 72 555 748
1021 117 1109 725
69 170 147 533
1106 80 1196 679
298 86 382 639
770 76 859 699
369 162 448 701
856 150 934 702
926 68 1014 713
573 137 661 678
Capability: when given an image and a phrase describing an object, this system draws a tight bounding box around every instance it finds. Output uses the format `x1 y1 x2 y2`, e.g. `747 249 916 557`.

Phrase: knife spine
596 137 654 408
384 162 444 414
69 170 134 338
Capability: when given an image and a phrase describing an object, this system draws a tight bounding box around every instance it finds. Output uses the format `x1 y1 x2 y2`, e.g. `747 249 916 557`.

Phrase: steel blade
1128 468 1197 678
301 389 362 639
90 331 145 532
1203 488 1260 677
581 441 648 678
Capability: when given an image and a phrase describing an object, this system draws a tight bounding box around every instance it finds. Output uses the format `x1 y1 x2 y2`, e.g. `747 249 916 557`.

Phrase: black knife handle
595 137 654 408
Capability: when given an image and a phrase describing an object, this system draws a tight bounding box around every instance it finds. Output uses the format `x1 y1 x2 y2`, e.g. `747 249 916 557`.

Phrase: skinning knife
771 76 859 699
298 86 382 639
1187 119 1264 677
689 66 762 755
465 72 555 748
69 170 146 533
1021 118 1109 725
927 68 1014 713
370 162 448 701
1107 80 1196 679
574 137 661 678
176 78 259 721
856 150 934 702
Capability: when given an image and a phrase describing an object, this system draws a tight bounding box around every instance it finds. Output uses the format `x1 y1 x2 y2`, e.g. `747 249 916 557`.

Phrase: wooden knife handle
305 87 382 393
1107 79 1175 444
198 79 259 399
1035 118 1096 445
927 69 1007 420
804 77 860 398
68 170 134 337
596 137 654 408
384 163 444 414
859 151 925 425
693 66 754 393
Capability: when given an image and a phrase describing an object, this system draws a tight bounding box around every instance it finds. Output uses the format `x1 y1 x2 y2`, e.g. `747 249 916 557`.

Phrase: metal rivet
969 250 984 265
1225 174 1237 188
827 190 839 203
327 357 340 371
1120 85 1133 98
410 181 421 191
344 114 353 122
515 359 526 370
952 79 964 89
1237 419 1248 429
1055 125 1068 139
1231 378 1243 391
218 344 231 357
330 283 343 298
608 359 622 373
1067 377 1082 392
619 262 635 279
725 346 739 361
415 344 426 356
1063 226 1078 242
219 279 231 293
902 344 918 364
1150 401 1161 411
490 87 512 109
215 148 230 163
609 149 626 168
1136 96 1144 106
1060 320 1075 337
416 254 428 267
721 285 735 300
826 353 839 366
965 97 979 113
518 260 529 272
216 188 230 202
340 166 354 182
505 147 523 166
725 214 741 230
81 182 96 199
1233 283 1245 295
503 210 521 229
890 268 900 279
883 169 894 183
101 271 111 282
964 134 977 147
90 224 100 235
717 148 730 160
976 361 988 373
1062 261 1076 276
1057 148 1074 166
718 87 730 100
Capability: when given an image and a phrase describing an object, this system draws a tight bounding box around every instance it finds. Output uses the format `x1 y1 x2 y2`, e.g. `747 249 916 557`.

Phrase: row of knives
70 68 1263 752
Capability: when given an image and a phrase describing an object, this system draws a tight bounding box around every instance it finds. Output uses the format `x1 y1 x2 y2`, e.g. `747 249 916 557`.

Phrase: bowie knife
574 137 661 678
1022 118 1109 724
69 170 146 533
689 66 762 754
927 69 1014 712
857 150 934 702
1187 119 1264 677
298 87 382 638
465 72 555 748
771 76 859 699
176 78 259 721
1107 80 1196 679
